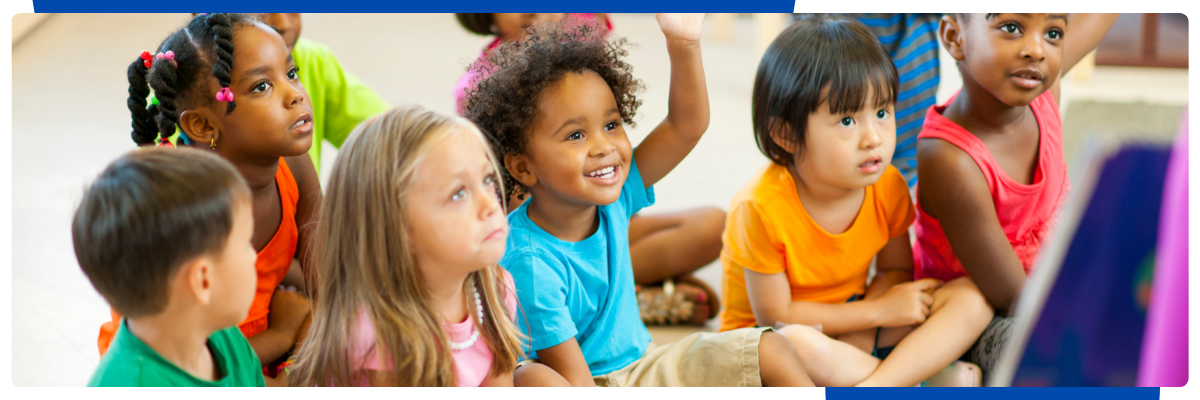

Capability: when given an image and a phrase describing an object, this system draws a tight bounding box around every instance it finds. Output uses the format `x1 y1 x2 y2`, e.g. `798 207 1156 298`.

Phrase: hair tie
156 138 174 148
140 51 153 68
154 50 176 67
215 87 234 102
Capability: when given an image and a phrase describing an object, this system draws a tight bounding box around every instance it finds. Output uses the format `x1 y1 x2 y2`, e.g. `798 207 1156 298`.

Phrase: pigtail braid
206 13 237 114
126 56 157 145
148 56 181 142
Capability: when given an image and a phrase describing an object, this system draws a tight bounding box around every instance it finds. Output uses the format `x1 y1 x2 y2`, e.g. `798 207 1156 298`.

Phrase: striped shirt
793 14 942 187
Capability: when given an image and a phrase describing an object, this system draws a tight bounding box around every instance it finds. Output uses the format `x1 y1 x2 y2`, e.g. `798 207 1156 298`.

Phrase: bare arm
633 14 710 187
916 139 1025 315
534 338 596 387
863 233 917 300
1051 13 1120 103
743 264 884 336
284 154 322 288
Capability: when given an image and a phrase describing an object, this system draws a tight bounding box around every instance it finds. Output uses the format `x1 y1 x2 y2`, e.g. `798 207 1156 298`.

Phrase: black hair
127 13 257 146
456 13 495 36
751 16 899 166
72 148 251 317
463 18 640 202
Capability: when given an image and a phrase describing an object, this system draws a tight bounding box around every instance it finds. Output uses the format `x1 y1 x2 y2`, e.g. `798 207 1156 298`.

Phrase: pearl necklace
448 281 484 351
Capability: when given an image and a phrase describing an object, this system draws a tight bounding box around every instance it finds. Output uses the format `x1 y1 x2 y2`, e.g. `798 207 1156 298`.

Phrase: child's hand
267 286 311 340
656 13 705 44
872 278 942 327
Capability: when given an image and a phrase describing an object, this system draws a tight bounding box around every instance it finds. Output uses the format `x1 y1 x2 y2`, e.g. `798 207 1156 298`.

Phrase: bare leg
628 207 726 284
757 331 814 387
776 324 880 387
854 276 994 387
513 363 571 387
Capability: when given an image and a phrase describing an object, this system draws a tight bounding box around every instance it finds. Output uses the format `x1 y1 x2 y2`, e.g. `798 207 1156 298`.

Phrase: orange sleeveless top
97 158 300 355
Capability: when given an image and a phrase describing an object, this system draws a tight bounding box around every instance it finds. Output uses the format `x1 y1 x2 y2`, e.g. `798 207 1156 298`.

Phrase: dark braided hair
126 13 256 146
462 18 642 202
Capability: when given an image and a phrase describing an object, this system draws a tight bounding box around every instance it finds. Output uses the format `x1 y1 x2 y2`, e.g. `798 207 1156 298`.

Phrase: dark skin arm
1049 13 1120 104
534 338 596 387
284 153 322 289
917 140 1024 315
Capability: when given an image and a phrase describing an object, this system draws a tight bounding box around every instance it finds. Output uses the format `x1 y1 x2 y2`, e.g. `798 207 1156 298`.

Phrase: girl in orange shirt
720 16 992 387
101 13 321 385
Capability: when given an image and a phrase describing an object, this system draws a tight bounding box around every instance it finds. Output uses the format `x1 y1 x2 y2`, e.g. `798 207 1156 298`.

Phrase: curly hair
462 18 643 202
126 13 257 146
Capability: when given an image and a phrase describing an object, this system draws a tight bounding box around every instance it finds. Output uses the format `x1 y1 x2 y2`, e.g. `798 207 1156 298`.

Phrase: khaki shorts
595 327 772 387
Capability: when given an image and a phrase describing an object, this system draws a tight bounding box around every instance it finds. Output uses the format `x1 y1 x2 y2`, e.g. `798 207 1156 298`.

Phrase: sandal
636 276 720 326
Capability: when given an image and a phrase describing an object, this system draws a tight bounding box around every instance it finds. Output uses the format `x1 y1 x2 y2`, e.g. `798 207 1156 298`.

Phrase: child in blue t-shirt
463 14 812 387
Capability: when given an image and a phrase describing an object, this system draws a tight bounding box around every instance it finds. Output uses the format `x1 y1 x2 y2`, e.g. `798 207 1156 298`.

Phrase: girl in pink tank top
914 90 1071 282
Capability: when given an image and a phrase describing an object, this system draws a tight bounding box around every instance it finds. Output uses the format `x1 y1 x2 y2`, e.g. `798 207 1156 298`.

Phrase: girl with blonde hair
289 105 559 386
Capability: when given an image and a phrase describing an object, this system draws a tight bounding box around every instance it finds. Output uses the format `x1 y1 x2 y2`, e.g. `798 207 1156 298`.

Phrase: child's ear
504 153 539 188
940 15 966 62
767 118 801 154
181 256 215 306
178 109 219 147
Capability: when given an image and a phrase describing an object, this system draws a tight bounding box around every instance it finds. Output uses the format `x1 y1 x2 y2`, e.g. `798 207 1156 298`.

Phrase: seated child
720 16 994 387
287 106 550 387
105 14 321 385
465 15 813 387
76 148 263 387
915 13 1117 381
456 12 724 327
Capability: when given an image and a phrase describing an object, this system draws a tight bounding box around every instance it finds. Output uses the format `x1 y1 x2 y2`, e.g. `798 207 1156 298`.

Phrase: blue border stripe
898 75 940 102
828 388 1159 400
33 1 800 12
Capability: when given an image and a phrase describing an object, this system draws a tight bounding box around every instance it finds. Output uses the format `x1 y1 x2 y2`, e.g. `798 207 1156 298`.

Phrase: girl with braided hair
102 13 321 386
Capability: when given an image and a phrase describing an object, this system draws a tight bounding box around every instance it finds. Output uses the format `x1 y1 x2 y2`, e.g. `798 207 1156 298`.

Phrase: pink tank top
913 90 1071 281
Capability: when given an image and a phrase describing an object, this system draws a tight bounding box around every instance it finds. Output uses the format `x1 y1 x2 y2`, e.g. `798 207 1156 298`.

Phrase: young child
916 13 1117 381
457 12 724 327
287 106 561 387
465 15 813 387
103 13 321 385
76 148 263 386
720 16 995 387
237 13 392 171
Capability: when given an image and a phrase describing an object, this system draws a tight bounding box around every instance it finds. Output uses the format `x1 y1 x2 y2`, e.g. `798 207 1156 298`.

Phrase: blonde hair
289 105 525 386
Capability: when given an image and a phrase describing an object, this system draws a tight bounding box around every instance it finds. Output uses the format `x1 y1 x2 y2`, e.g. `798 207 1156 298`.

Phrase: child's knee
514 362 571 387
695 207 727 246
774 325 831 361
934 277 994 323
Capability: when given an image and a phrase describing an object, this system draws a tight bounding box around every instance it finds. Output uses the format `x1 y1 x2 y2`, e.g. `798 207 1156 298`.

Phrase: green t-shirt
164 38 390 172
88 320 265 387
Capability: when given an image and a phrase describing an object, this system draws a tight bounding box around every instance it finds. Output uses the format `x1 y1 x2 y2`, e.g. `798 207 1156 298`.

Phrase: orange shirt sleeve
724 201 786 275
881 167 917 238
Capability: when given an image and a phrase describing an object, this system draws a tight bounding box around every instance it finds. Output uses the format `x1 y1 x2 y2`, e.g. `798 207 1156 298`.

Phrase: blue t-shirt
502 157 655 376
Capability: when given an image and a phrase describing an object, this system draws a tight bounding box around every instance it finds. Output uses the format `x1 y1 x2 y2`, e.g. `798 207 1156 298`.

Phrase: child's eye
1000 23 1021 34
451 188 467 201
605 121 618 131
483 174 496 187
251 81 271 93
839 117 854 127
287 67 299 80
566 131 583 140
876 109 888 119
1045 29 1063 41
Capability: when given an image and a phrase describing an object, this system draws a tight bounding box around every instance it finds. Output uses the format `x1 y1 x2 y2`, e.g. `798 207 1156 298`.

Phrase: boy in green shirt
75 148 265 387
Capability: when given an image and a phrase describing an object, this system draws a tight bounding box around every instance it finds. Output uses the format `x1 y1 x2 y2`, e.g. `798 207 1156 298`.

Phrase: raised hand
656 13 705 43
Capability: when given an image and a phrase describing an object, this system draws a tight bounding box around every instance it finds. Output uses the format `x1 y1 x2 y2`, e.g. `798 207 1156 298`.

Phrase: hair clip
154 50 176 67
156 138 174 148
199 13 208 16
215 87 234 102
140 51 153 68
